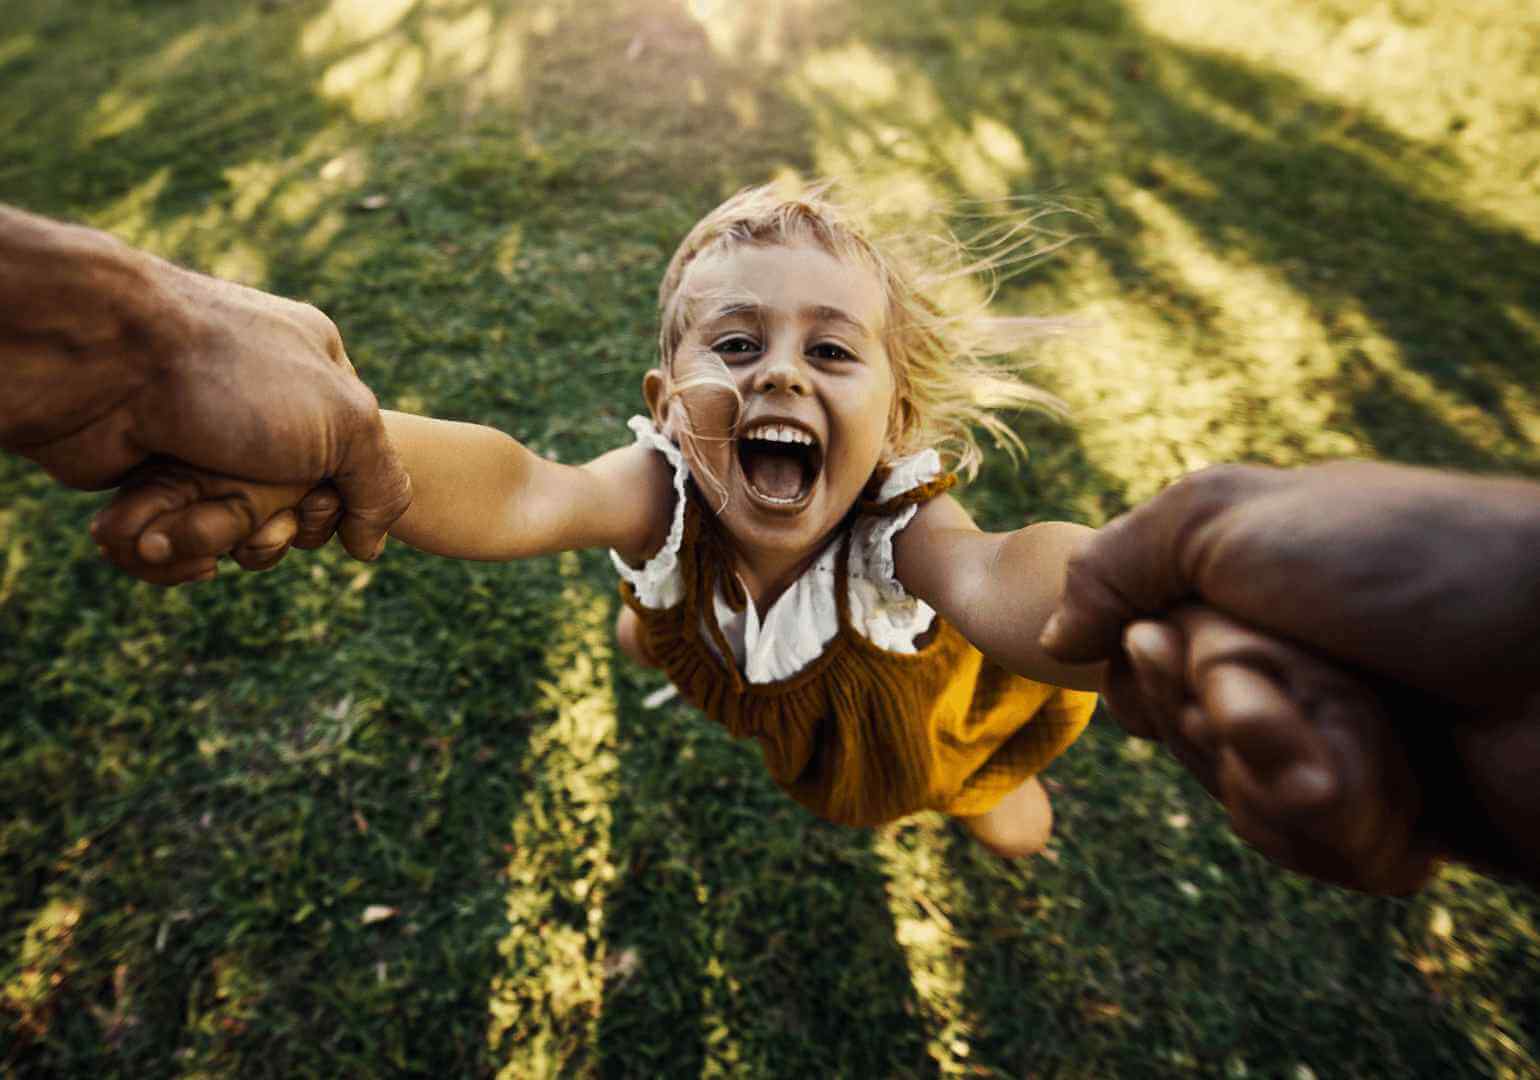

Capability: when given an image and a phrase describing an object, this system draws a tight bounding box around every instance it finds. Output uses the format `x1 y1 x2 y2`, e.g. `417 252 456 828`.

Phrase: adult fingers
136 498 266 564
292 484 343 549
1213 769 1311 869
1097 653 1151 740
1177 607 1341 815
231 510 299 571
152 478 312 563
1170 610 1436 894
1103 619 1187 740
93 495 219 585
1039 465 1280 663
1101 615 1224 795
92 475 199 565
1199 663 1338 812
96 542 218 586
1218 737 1432 895
94 462 312 566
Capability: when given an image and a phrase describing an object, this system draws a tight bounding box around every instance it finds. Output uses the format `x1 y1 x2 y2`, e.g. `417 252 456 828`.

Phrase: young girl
98 184 1106 857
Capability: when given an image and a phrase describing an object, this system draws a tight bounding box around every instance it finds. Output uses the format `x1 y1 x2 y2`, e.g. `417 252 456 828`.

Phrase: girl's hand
91 462 343 585
1112 605 1436 895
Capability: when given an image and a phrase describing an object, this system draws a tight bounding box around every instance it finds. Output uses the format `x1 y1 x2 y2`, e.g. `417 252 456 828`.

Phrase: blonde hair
656 181 1071 486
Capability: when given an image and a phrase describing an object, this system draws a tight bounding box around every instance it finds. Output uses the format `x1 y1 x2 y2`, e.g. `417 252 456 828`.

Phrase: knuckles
295 302 350 369
1168 462 1273 500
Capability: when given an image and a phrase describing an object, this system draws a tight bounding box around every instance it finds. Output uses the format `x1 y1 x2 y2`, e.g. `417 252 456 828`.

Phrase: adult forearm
0 204 180 455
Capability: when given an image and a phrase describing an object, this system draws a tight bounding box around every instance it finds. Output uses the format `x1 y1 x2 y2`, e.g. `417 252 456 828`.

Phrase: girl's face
662 241 896 570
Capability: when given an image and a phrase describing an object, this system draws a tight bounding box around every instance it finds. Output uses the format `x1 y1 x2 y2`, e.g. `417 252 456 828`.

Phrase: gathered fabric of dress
613 417 1097 829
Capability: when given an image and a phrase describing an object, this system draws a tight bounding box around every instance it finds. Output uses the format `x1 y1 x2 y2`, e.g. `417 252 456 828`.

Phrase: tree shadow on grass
0 542 570 1075
3 0 941 1074
599 681 936 1078
938 714 1540 1078
0 0 837 1074
823 0 1539 478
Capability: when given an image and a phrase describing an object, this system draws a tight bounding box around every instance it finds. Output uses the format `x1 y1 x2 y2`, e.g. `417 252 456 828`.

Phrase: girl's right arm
382 410 673 565
91 413 674 583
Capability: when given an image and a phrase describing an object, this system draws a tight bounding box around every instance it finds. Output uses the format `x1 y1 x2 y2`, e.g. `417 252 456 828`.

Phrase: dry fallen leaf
361 905 398 926
603 946 641 983
1429 906 1453 939
642 685 679 710
1081 999 1125 1023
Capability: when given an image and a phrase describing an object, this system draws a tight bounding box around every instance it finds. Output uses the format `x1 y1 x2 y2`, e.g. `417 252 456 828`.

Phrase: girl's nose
754 351 808 396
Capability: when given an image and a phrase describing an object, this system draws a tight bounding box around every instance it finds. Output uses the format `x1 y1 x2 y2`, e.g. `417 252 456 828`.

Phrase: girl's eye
809 341 855 362
712 336 760 360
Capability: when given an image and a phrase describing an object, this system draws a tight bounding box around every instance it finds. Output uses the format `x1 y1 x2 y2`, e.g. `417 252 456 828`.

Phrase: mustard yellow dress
614 419 1096 828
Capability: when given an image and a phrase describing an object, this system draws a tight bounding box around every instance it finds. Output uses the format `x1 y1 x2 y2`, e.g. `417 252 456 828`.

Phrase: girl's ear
642 368 672 434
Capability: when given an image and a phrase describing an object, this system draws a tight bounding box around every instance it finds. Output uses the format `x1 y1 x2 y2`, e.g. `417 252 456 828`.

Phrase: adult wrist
85 228 202 382
1 206 183 368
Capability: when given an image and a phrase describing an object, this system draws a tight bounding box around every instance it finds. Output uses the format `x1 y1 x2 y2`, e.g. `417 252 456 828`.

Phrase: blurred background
2 0 1537 1075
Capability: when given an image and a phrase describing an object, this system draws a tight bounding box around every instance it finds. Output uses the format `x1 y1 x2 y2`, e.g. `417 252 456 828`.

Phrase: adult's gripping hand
1 203 411 566
1039 461 1540 720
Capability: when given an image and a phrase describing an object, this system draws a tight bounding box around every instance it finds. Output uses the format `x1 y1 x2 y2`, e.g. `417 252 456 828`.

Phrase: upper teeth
743 423 814 446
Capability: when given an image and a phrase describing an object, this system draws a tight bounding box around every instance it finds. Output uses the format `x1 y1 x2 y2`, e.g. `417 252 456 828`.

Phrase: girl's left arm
893 495 1104 691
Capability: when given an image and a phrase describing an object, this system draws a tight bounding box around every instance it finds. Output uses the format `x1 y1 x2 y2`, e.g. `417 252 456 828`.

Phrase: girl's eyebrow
696 300 875 339
701 301 762 325
804 305 873 339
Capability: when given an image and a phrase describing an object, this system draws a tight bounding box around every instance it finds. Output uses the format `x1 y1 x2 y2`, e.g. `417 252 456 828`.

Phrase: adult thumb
329 418 412 561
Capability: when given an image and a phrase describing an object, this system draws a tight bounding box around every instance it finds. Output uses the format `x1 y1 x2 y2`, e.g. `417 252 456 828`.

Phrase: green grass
3 0 1539 1076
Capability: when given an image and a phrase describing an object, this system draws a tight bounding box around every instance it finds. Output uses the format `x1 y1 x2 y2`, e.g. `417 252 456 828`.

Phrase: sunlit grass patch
487 555 621 1077
873 816 974 1074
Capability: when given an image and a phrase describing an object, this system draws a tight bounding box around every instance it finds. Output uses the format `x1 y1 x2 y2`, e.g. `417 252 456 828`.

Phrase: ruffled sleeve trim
847 450 944 653
876 449 943 503
609 415 689 610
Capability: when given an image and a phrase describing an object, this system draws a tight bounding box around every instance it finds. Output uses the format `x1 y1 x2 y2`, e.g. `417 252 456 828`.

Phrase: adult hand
1112 606 1435 895
1042 462 1540 715
1045 461 1540 885
1 204 410 562
91 463 344 585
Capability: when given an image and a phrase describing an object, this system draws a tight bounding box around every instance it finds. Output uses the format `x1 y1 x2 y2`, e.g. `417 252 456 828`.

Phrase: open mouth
736 422 822 508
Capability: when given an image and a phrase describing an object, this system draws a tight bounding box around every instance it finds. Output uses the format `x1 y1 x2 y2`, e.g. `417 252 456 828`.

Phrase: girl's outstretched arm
382 411 672 564
92 413 672 582
893 495 1103 691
